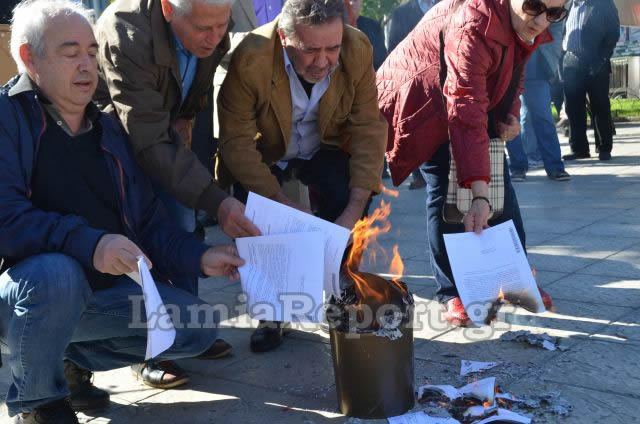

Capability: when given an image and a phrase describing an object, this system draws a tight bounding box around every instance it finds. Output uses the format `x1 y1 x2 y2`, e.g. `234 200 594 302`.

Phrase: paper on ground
418 377 496 404
245 192 350 298
137 257 176 361
474 408 531 423
236 232 324 322
388 412 460 424
443 220 545 326
460 360 499 376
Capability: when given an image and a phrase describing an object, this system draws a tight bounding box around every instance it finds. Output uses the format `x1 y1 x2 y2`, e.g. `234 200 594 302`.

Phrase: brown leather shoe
442 297 472 327
197 338 233 359
131 360 189 389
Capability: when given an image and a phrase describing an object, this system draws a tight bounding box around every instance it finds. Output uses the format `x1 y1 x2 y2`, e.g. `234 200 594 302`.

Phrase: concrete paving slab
579 243 640 279
544 273 640 308
540 339 640 398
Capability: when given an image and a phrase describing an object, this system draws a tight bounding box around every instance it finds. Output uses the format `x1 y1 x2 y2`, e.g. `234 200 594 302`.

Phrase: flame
380 185 400 198
345 201 406 304
497 287 505 302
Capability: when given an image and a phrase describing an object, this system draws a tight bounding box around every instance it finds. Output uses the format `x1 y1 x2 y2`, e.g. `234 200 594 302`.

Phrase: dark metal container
328 299 415 419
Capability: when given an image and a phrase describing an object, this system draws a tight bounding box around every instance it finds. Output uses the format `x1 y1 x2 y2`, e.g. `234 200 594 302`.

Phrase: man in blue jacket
0 1 244 422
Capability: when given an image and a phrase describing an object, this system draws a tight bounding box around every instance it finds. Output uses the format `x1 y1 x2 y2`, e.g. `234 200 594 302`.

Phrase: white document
136 257 176 361
443 220 545 326
388 412 460 424
245 192 350 298
236 232 325 322
460 360 499 376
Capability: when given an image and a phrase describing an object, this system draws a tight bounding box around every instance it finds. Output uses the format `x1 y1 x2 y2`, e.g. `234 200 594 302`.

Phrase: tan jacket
217 20 387 198
94 0 230 217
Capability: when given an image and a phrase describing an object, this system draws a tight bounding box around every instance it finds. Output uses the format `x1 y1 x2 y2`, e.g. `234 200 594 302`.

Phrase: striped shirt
563 0 588 54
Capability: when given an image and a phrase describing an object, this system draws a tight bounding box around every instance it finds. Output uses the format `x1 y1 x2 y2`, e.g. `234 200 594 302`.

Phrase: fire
389 245 404 285
380 185 400 198
497 288 505 302
345 201 407 305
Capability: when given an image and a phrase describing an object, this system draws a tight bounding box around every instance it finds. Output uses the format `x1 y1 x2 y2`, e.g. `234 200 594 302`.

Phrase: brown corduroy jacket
95 0 230 217
216 19 387 198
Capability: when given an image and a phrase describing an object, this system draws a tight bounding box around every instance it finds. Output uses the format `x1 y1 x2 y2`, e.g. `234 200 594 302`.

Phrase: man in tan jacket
95 0 259 390
218 0 387 352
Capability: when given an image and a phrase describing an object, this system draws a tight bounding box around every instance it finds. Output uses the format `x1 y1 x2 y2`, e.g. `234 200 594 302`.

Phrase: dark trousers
235 147 356 223
563 54 614 155
420 143 527 303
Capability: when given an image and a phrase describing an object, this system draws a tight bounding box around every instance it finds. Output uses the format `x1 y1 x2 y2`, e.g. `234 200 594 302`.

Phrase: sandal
131 360 190 389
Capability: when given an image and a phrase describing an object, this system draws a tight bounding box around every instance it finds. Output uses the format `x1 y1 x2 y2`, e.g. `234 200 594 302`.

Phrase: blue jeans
421 143 527 303
154 185 198 295
506 80 566 176
0 254 218 416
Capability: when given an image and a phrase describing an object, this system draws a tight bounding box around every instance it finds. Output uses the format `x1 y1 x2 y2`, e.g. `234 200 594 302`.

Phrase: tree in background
362 0 402 22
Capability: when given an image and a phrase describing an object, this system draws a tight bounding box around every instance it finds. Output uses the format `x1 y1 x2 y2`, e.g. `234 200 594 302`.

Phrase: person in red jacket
377 0 566 326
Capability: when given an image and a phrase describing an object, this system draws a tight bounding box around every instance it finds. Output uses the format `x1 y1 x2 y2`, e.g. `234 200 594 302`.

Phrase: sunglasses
522 0 568 22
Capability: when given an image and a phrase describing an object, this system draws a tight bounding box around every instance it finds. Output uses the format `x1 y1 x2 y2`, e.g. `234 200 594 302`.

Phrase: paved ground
2 123 640 423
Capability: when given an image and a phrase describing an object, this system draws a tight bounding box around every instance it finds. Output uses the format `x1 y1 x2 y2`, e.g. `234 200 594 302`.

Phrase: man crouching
0 1 244 422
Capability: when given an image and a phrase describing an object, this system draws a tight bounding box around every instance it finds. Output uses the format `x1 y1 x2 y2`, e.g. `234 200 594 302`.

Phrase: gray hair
278 0 345 39
169 0 234 16
10 0 92 74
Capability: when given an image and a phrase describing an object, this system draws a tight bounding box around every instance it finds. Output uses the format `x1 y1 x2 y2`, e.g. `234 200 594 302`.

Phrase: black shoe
562 152 591 160
250 321 290 353
510 171 526 182
13 398 79 423
196 338 233 359
63 360 110 411
548 170 571 181
599 151 612 161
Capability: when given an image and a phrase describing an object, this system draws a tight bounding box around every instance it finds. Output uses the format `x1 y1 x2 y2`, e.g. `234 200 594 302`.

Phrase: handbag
443 138 505 224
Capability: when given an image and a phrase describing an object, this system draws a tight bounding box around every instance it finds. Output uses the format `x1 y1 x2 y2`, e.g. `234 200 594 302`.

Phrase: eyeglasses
522 0 568 22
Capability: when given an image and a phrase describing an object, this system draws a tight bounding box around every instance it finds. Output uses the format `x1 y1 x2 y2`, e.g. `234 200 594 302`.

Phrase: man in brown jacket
95 0 259 243
218 0 387 352
95 0 259 390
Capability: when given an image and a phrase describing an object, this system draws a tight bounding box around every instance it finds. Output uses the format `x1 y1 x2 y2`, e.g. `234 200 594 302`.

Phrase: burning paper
442 221 546 326
473 408 531 423
418 377 497 405
460 360 499 377
499 331 560 351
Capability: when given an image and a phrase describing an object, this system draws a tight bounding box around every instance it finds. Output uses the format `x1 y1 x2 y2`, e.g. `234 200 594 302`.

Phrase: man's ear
19 43 37 75
277 28 288 47
160 0 174 22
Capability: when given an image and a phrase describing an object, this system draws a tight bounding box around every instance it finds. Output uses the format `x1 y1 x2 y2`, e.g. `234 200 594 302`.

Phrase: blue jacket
0 74 208 283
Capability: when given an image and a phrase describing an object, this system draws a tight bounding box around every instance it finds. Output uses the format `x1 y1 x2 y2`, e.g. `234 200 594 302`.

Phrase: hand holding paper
201 245 245 280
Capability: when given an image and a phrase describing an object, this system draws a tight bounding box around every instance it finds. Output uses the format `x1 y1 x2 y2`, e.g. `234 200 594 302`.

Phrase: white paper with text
245 192 350 298
443 221 545 326
236 232 325 322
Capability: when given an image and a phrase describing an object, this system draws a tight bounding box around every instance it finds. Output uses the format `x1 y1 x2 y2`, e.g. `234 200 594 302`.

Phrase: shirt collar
172 31 191 58
9 74 100 135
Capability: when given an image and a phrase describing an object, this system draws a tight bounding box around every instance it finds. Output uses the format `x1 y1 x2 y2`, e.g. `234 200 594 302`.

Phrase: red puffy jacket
377 0 551 187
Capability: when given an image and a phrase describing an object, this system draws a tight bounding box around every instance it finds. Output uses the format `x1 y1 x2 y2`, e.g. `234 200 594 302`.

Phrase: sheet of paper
137 257 176 360
236 232 325 322
245 192 350 298
460 360 499 376
388 412 460 424
474 408 531 424
443 220 545 326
